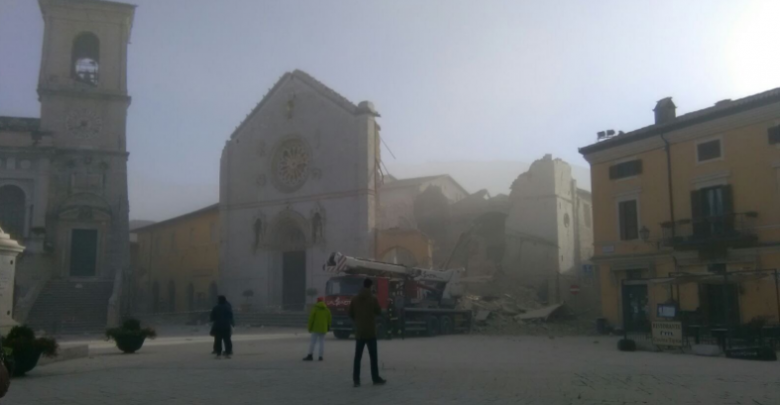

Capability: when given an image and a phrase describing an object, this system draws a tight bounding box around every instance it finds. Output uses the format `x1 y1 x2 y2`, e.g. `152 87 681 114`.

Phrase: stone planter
11 349 41 377
114 335 146 354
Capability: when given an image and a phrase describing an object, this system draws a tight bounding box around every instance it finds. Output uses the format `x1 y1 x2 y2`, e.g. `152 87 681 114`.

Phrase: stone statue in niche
310 202 326 244
311 213 323 243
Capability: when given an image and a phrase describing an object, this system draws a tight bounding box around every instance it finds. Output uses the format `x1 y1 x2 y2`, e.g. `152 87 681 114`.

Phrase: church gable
229 70 360 143
222 70 379 204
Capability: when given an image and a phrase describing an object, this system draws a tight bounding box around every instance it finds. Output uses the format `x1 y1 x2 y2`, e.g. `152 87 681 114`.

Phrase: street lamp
639 226 650 242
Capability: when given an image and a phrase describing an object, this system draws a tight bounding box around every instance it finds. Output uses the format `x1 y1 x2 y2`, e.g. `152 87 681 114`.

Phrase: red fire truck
323 252 472 339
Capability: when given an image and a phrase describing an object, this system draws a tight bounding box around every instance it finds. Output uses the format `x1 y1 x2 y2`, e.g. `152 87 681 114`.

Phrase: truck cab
324 275 394 339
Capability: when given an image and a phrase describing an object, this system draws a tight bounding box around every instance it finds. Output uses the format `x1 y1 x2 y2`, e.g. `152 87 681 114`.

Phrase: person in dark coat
210 295 234 358
349 278 386 387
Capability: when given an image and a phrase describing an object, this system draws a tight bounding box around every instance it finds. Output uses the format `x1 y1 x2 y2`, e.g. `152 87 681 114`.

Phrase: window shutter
618 202 626 240
721 185 734 213
691 190 705 237
690 190 703 219
769 126 780 144
721 185 735 232
634 160 643 175
626 201 638 239
609 165 618 180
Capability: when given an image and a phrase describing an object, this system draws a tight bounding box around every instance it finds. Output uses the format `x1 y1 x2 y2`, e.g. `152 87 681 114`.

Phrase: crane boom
323 252 465 299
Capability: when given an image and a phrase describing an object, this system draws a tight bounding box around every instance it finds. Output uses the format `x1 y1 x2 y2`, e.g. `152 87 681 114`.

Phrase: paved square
6 333 779 404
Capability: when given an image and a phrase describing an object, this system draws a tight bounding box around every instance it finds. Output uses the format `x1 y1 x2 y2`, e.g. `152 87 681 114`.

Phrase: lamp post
639 226 650 243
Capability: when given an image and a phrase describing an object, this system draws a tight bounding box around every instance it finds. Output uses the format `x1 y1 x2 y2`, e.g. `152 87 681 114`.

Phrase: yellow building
580 88 780 332
132 204 219 314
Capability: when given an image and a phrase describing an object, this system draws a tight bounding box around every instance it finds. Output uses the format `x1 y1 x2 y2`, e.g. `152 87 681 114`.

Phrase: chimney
653 97 676 124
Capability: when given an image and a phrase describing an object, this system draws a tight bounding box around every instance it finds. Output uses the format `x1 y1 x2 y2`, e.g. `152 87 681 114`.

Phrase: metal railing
660 212 758 250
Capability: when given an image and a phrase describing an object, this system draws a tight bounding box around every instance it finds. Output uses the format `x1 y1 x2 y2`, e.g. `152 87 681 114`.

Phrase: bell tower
37 0 135 151
35 0 135 285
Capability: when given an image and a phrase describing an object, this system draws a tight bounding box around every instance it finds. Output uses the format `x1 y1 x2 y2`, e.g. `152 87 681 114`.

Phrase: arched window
381 246 418 267
0 185 25 240
72 32 100 85
167 280 176 312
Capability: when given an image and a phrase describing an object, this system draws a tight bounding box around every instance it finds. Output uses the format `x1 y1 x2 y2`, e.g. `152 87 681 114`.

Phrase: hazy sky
1 0 779 220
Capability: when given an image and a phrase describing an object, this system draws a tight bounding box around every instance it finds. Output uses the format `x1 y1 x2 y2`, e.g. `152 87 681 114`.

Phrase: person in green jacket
303 297 332 361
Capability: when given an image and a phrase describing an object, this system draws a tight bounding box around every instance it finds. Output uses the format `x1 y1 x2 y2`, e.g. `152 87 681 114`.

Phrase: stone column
0 227 24 334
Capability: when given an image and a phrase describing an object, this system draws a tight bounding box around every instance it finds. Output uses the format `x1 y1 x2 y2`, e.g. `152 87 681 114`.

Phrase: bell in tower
72 32 100 86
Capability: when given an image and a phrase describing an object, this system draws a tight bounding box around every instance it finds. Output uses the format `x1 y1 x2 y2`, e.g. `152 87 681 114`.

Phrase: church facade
0 0 134 331
219 70 380 311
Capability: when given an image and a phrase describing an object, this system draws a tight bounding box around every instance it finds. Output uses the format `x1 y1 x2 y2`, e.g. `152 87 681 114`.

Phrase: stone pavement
5 333 779 405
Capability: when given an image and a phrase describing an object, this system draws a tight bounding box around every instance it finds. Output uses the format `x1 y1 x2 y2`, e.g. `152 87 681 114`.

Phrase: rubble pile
458 276 595 336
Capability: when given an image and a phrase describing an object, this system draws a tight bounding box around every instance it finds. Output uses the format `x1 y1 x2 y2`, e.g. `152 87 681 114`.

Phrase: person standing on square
303 296 331 361
349 278 386 387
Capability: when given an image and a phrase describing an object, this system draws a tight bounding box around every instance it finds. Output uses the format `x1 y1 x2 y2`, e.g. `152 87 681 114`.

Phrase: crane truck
322 252 472 339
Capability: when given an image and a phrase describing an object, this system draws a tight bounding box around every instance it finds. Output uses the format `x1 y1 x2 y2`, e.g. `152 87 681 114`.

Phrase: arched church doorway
275 219 307 311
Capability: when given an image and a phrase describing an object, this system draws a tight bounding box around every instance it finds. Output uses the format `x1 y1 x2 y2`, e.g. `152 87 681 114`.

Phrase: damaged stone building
0 0 135 333
377 174 508 270
503 154 595 309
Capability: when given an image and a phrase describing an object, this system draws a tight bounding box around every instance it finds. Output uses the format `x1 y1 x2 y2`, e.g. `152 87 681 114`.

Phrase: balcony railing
660 212 758 250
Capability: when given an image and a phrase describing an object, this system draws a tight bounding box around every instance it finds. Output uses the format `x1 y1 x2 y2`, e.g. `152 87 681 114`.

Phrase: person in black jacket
210 295 234 358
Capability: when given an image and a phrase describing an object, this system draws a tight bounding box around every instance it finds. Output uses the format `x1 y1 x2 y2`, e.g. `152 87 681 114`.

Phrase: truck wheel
439 316 453 335
426 316 440 337
333 330 351 340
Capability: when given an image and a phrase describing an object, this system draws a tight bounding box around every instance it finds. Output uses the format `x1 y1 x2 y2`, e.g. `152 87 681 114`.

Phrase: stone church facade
220 70 380 311
0 0 134 331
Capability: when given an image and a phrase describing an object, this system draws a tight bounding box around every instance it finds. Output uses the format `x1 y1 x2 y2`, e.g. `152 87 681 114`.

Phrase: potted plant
1 347 14 377
2 325 58 377
105 318 157 354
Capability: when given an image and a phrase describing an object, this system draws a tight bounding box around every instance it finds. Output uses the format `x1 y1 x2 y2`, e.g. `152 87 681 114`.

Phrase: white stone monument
0 227 23 334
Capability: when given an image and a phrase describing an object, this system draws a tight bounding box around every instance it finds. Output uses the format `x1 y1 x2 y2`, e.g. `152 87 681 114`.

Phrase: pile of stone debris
458 290 595 336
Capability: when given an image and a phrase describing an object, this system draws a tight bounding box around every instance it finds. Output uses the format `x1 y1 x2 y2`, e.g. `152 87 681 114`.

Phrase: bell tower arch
37 0 135 151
